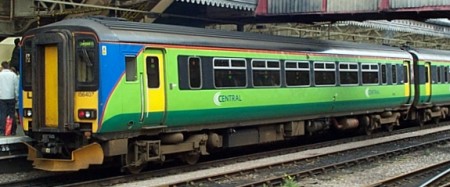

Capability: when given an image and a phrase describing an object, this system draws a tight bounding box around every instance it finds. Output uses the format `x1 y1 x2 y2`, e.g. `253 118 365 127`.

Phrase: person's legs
15 108 19 135
5 100 16 135
0 100 7 134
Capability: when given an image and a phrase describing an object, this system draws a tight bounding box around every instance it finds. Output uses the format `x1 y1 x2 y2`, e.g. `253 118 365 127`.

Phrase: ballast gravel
1 146 448 186
0 170 55 184
299 144 450 187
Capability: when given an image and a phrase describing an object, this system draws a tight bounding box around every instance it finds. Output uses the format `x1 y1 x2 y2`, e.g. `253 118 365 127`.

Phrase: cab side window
125 56 137 82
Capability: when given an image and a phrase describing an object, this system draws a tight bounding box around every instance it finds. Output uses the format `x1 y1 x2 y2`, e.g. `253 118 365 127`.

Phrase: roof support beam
143 0 174 23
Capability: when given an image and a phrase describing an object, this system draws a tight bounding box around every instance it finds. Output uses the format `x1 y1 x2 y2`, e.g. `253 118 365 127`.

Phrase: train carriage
20 17 421 172
407 48 450 124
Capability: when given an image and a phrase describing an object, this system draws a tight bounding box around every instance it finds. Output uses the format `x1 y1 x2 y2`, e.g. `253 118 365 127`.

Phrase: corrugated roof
339 20 450 38
176 0 257 10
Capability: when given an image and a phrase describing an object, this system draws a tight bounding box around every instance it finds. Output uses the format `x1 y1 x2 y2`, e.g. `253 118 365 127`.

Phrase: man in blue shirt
0 61 18 135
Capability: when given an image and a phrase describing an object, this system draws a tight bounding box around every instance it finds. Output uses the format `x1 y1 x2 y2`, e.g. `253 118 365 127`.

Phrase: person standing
10 38 20 72
0 61 19 135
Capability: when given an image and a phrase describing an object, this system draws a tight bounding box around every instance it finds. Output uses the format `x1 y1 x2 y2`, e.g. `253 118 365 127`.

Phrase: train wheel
126 163 146 174
364 122 375 135
384 123 394 132
181 151 200 165
358 116 370 135
416 112 424 127
433 118 440 125
121 155 146 174
122 143 147 174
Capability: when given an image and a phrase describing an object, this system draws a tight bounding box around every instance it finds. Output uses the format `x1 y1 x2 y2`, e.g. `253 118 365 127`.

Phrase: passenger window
125 56 137 82
146 57 160 88
339 63 358 85
444 66 449 83
214 58 247 88
252 60 280 87
381 64 387 84
437 66 442 83
314 62 335 85
403 64 409 83
441 66 446 83
285 61 310 86
392 65 397 84
362 64 379 84
188 57 201 88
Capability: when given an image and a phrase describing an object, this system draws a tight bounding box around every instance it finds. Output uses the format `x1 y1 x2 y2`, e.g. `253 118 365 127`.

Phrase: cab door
121 55 144 128
143 49 166 126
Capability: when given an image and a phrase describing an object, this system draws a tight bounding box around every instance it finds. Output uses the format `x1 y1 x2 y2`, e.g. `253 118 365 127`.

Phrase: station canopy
176 0 257 10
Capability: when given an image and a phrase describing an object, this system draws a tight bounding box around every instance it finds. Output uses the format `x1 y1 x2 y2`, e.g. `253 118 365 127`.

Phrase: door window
147 57 160 88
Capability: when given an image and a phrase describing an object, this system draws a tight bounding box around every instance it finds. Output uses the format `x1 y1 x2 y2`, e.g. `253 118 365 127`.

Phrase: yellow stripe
404 63 410 97
425 64 431 96
22 91 32 131
45 45 58 127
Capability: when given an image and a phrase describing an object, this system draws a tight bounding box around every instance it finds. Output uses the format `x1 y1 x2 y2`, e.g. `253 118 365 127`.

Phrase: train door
44 45 59 127
403 61 411 104
122 54 144 127
32 31 76 131
424 62 432 103
143 49 166 125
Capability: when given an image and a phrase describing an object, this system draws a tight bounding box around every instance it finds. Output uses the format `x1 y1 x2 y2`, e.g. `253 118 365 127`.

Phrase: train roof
28 17 412 59
407 47 450 62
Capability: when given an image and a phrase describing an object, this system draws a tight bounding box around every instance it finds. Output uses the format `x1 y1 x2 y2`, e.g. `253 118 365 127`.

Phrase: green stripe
99 97 405 132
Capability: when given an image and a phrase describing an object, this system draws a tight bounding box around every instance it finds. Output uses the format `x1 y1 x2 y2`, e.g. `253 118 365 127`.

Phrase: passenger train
19 17 450 173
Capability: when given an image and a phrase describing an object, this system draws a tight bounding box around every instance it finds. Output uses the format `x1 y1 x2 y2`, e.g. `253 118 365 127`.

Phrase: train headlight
85 111 91 118
78 109 97 120
23 108 32 117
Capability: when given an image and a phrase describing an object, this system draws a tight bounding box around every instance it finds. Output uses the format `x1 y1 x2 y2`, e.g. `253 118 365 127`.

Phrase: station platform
0 124 34 173
0 124 32 160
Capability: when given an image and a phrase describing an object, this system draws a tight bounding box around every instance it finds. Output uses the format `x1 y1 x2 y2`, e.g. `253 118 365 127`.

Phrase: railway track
18 124 446 187
233 138 450 187
366 159 450 187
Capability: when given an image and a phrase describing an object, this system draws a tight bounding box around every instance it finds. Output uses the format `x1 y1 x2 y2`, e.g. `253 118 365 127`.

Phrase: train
19 16 450 173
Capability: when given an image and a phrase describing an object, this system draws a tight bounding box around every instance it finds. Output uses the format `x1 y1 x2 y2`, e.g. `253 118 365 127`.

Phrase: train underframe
117 105 449 173
25 105 450 173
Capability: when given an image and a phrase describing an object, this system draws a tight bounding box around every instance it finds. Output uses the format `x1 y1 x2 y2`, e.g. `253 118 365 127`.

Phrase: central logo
213 92 242 106
365 87 380 98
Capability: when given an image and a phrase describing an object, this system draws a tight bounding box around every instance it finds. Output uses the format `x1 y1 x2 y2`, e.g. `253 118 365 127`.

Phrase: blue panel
97 43 144 125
